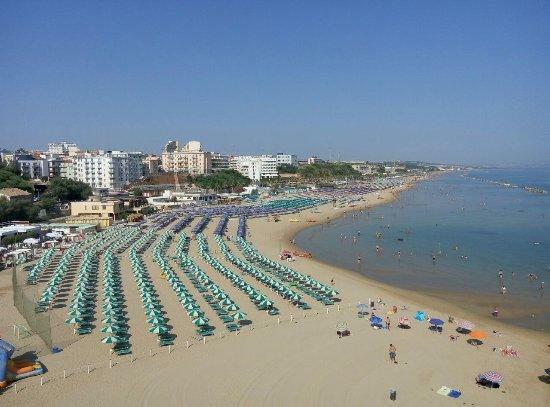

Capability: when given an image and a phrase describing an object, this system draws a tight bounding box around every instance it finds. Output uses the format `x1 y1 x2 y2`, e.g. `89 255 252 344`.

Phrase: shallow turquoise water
295 169 550 330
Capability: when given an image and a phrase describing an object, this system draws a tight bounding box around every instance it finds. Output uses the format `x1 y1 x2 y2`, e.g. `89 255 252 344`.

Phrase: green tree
0 197 39 223
277 164 298 174
131 187 143 197
194 170 251 192
0 162 34 192
44 178 92 202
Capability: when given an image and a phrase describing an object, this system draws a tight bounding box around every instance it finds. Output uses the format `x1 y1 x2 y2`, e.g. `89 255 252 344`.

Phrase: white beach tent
23 238 40 245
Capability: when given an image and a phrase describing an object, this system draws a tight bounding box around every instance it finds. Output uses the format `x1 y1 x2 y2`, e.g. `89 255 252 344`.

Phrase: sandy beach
1 185 549 406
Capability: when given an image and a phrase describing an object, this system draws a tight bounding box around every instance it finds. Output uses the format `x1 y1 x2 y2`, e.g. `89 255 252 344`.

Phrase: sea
295 168 550 331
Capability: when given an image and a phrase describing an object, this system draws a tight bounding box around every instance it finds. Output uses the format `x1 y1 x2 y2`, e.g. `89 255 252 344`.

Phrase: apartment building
276 153 298 166
73 151 143 190
230 155 278 181
161 140 211 175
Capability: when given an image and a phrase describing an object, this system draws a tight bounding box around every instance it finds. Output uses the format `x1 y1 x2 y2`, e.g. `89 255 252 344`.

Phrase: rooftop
0 187 31 197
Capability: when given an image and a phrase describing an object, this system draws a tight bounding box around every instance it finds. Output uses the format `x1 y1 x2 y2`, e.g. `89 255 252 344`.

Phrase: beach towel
448 390 461 398
436 386 461 398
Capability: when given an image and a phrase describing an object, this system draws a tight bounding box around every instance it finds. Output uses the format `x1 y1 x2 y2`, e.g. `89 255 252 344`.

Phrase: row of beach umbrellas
214 234 305 307
237 237 337 304
195 233 275 314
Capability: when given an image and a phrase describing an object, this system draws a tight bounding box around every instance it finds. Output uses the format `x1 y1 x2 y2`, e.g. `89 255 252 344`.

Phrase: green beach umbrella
101 336 119 344
232 312 247 321
148 325 169 334
192 317 208 326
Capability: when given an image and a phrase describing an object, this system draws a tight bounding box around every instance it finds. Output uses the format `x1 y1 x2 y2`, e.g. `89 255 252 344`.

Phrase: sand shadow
537 375 550 384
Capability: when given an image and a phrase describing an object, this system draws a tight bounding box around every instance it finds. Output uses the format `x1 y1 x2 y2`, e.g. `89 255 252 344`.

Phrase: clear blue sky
1 1 549 166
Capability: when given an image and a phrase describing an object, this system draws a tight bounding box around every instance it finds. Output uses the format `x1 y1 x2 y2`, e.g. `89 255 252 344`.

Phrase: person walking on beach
389 344 397 364
386 316 391 330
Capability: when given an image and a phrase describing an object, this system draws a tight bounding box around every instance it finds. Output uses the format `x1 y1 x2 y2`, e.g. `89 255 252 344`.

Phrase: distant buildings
16 155 49 179
47 142 79 156
210 152 230 172
161 140 211 175
307 156 325 164
230 155 278 181
69 198 124 228
276 153 298 166
73 151 143 190
142 155 161 177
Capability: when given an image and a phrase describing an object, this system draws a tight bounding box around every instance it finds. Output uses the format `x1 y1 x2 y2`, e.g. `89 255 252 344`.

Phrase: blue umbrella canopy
429 318 444 326
369 316 383 325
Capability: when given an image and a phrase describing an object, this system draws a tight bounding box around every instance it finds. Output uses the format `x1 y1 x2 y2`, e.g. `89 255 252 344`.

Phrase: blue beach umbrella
369 316 382 325
429 318 444 326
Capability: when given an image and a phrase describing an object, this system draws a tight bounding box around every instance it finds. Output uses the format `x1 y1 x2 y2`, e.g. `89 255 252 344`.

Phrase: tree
277 164 298 174
194 170 251 192
0 162 34 192
44 178 92 202
297 162 362 181
0 197 39 223
131 187 143 197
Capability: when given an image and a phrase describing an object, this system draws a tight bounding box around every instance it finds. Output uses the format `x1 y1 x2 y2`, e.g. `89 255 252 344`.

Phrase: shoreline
257 179 548 340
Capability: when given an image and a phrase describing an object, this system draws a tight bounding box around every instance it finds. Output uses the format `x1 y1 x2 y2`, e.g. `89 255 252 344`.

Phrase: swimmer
357 255 362 264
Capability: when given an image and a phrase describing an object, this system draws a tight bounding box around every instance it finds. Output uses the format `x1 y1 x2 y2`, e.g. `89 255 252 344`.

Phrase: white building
17 158 49 179
230 155 278 181
47 142 79 155
276 153 298 166
161 140 211 175
73 151 143 190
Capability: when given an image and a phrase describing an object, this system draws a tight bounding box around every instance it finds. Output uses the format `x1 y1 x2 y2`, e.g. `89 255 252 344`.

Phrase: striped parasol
398 316 410 326
458 320 475 331
477 371 503 384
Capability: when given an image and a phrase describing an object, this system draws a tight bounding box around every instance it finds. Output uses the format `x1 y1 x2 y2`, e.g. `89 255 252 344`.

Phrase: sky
1 1 549 166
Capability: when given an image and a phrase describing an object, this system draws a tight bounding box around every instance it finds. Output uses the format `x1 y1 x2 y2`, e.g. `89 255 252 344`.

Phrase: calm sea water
296 169 550 331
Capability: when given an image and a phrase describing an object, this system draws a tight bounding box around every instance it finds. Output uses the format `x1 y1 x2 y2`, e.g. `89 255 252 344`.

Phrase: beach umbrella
192 317 208 326
149 325 169 334
147 316 165 324
414 311 425 321
65 316 82 324
356 303 368 314
369 316 382 326
226 304 239 311
101 336 118 344
187 310 203 318
101 325 118 333
457 320 475 332
232 312 247 321
102 316 123 324
477 371 503 386
429 318 444 326
398 316 410 327
469 330 487 341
